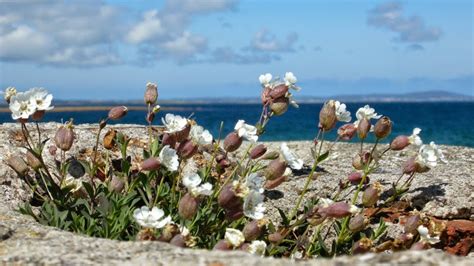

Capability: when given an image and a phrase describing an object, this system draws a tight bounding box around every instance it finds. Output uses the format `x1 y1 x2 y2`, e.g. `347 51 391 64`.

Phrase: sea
1 102 473 147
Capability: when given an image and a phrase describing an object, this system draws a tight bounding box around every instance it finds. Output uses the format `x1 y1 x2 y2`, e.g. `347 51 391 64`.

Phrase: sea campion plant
3 73 447 259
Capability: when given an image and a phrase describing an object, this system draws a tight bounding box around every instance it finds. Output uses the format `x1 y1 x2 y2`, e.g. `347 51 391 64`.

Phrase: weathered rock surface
0 123 472 265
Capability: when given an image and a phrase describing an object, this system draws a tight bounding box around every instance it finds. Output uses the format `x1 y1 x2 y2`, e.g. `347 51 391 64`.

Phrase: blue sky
0 0 472 99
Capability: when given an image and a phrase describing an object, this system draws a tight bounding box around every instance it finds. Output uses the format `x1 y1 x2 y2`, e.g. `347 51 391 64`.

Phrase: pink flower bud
347 172 363 185
109 176 125 193
54 123 75 151
261 87 272 105
108 106 128 120
338 123 357 141
362 182 382 207
223 132 243 152
170 234 186 247
390 135 410 151
264 175 287 189
141 157 161 171
32 110 45 121
357 118 371 140
319 100 337 131
161 133 177 147
177 139 198 159
349 214 367 232
213 240 231 251
404 214 421 235
243 220 263 241
352 237 373 254
144 82 158 105
218 184 242 209
26 151 42 170
374 116 392 139
269 84 289 99
250 144 267 159
48 145 57 156
264 159 287 180
225 207 244 221
403 157 417 174
175 124 191 143
268 232 283 244
6 155 29 176
178 192 199 220
318 202 357 219
270 97 289 116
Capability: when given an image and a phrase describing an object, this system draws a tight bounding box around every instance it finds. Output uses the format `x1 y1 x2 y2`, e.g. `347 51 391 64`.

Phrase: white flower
3 87 16 102
225 228 245 247
288 94 299 108
9 91 37 120
248 240 267 256
29 88 53 111
335 101 351 122
280 143 303 170
245 173 265 193
182 173 213 196
416 141 446 168
417 225 440 245
152 105 161 113
161 113 188 133
284 72 297 86
243 190 266 220
61 175 82 193
190 125 213 146
159 145 179 172
235 120 258 142
259 73 272 86
355 105 382 122
133 206 172 229
408 128 423 146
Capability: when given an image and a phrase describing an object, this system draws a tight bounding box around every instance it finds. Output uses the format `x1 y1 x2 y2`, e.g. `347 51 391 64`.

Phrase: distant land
0 90 472 112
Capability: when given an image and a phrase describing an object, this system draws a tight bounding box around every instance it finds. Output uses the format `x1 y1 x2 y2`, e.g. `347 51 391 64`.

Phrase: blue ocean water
1 102 473 147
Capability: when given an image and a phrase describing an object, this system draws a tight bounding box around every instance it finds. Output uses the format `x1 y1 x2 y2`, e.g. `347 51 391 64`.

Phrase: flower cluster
4 87 54 121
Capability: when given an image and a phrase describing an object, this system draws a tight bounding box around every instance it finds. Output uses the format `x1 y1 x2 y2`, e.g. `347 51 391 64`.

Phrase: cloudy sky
0 0 472 99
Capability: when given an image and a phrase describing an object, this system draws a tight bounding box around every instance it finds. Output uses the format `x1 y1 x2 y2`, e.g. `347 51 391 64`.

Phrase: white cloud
127 10 165 44
161 32 207 58
367 1 442 43
250 29 298 52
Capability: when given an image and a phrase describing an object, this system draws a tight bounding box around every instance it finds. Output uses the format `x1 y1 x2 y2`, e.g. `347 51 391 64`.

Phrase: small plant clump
3 73 447 259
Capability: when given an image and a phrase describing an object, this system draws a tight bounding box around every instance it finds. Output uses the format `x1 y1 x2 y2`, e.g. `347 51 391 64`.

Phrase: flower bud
349 214 368 233
261 87 272 105
6 156 29 176
390 135 410 151
352 151 371 170
141 157 161 171
362 182 382 207
269 84 289 99
54 123 75 151
144 82 158 105
177 139 198 159
352 237 373 254
146 112 155 124
243 220 263 241
178 193 199 220
306 206 326 226
170 234 186 247
218 158 231 169
99 119 107 129
103 129 116 150
223 132 243 152
225 207 244 221
268 232 283 244
48 145 57 156
374 116 392 139
338 123 357 141
403 157 417 174
136 228 156 241
347 172 362 185
404 214 421 235
261 151 280 160
109 176 125 193
250 144 267 159
264 175 287 189
318 202 358 219
32 110 45 121
158 223 179 243
26 151 42 170
319 100 337 131
213 240 231 251
264 159 287 180
108 106 128 120
218 184 242 209
161 133 177 147
357 118 371 140
270 97 289 116
175 124 191 143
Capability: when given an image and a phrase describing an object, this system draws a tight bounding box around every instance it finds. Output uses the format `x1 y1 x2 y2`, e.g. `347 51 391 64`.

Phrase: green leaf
277 208 290 226
316 151 329 163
